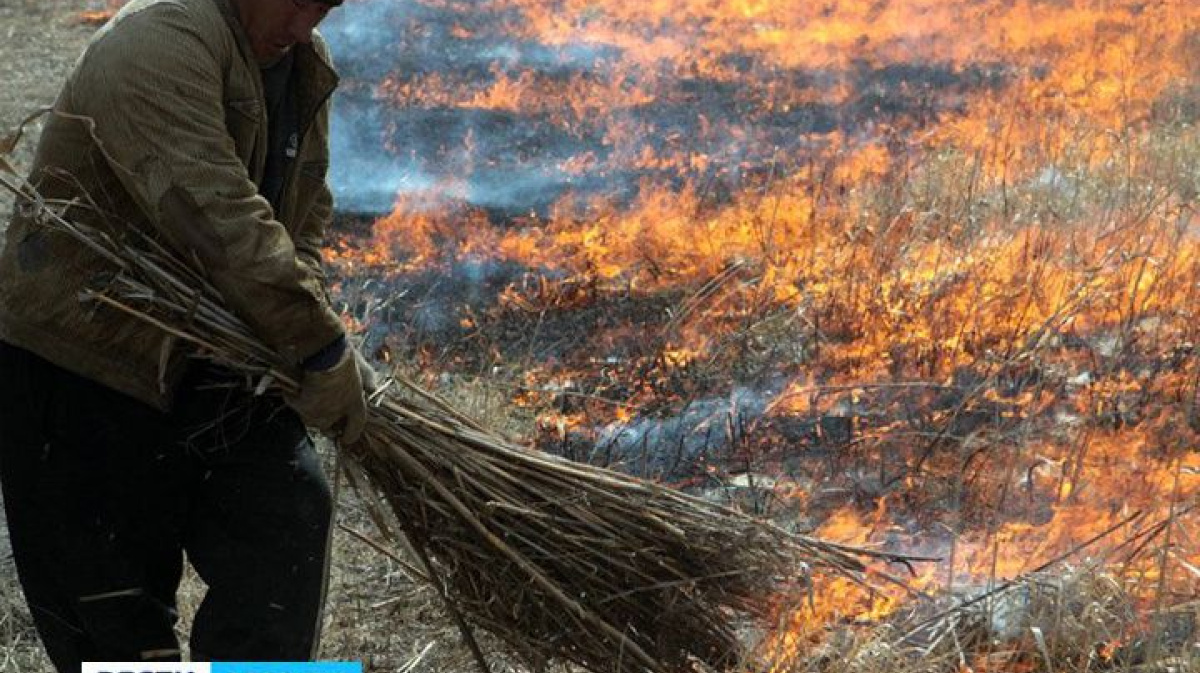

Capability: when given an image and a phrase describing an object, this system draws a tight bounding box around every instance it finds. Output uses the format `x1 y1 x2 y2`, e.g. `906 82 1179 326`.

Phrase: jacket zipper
279 78 336 227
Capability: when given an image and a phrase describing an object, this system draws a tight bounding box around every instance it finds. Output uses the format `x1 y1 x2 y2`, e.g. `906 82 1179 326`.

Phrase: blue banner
212 665 361 673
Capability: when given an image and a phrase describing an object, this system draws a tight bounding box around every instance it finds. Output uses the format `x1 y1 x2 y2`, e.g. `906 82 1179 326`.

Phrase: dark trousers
0 342 333 672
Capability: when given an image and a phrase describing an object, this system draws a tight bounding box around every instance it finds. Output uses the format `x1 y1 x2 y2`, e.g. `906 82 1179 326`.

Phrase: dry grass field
5 1 1200 672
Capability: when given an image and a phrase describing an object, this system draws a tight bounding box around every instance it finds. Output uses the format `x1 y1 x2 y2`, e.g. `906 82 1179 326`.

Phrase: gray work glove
287 346 368 444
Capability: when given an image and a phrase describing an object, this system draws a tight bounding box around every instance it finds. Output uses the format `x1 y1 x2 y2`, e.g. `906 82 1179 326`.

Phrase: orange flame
327 0 1200 666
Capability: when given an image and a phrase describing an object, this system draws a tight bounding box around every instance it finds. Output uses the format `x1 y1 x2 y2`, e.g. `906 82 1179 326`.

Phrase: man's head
233 0 342 66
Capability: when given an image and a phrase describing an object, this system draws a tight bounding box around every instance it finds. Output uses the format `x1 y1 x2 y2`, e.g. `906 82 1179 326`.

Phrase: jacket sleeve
67 4 345 365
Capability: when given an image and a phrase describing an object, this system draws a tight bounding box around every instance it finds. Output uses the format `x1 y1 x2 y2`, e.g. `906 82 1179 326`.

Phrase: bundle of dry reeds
1 124 913 673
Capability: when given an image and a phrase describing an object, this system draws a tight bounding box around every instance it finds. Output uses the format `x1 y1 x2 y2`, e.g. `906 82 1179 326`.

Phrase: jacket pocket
288 161 330 226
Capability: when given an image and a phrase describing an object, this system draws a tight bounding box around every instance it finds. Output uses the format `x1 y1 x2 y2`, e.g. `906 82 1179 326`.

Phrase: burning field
10 0 1200 670
317 0 1200 669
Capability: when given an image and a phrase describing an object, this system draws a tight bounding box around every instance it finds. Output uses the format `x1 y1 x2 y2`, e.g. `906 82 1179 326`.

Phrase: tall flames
326 0 1200 666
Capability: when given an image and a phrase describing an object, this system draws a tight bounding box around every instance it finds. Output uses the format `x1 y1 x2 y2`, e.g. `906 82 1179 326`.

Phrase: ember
78 0 123 24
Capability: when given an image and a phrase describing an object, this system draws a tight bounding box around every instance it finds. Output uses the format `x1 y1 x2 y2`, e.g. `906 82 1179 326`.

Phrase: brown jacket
0 0 345 409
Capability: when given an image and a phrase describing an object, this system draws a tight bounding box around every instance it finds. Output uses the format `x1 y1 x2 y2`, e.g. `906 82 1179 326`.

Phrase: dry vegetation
0 0 92 224
321 4 1200 669
5 1 1200 672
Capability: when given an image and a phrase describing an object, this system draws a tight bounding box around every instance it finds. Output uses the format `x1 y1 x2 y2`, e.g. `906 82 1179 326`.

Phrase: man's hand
287 345 368 444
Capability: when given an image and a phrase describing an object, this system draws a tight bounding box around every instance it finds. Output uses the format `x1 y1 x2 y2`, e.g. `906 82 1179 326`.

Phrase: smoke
323 0 638 216
587 388 772 479
321 0 1010 217
323 0 419 213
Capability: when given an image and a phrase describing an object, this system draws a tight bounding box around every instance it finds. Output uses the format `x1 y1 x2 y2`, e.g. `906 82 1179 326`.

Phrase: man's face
235 0 337 65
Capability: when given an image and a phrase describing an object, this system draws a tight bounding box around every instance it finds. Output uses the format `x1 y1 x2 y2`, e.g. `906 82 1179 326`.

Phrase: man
0 0 369 669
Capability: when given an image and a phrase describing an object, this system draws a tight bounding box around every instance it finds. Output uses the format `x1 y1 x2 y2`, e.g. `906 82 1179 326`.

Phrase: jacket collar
210 0 339 123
